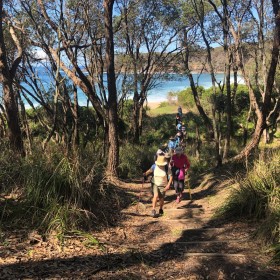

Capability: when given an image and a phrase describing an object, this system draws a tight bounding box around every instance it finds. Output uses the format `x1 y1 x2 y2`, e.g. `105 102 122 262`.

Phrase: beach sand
145 101 161 109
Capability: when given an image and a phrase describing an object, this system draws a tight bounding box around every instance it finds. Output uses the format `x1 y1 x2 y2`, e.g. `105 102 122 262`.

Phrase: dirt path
1 173 280 279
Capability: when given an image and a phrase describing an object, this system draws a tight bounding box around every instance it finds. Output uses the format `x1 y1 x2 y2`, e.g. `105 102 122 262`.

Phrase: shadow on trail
1 214 279 279
1 165 279 279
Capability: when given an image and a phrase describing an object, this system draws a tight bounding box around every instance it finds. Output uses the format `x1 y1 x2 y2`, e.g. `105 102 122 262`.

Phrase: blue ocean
147 73 244 102
19 67 244 107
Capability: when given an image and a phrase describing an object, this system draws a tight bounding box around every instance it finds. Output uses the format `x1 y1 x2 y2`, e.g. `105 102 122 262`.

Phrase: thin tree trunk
18 92 32 154
104 0 119 178
223 0 232 160
72 84 79 151
133 67 140 143
199 17 222 166
182 30 213 135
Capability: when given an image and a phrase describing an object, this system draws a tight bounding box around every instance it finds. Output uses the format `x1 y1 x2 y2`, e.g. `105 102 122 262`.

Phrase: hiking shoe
151 209 157 217
159 208 164 215
176 196 180 203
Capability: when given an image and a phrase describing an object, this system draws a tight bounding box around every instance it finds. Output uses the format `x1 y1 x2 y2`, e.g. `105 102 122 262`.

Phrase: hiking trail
1 172 280 279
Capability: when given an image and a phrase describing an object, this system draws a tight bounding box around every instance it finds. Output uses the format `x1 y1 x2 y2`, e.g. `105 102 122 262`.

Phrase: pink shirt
171 154 190 180
171 154 190 170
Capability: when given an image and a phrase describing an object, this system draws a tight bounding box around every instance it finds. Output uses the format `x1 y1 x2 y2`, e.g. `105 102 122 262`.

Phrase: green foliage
0 144 23 191
142 114 175 144
0 144 132 234
177 86 206 108
218 150 280 261
118 142 156 179
234 84 250 114
158 101 169 107
26 105 98 143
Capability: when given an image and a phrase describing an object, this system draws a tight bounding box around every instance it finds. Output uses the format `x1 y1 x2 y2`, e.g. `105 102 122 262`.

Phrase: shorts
152 184 166 198
173 179 185 194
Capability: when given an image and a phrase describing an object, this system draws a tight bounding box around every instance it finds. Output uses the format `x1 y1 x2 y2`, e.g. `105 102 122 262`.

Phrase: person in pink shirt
171 146 190 203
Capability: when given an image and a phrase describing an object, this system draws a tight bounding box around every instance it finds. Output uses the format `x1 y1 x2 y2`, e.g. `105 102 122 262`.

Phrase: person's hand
143 173 147 181
184 169 188 174
164 185 170 191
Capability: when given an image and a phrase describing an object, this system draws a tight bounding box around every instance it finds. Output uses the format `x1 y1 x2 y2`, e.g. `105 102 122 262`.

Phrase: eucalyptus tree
115 0 181 143
0 0 24 155
209 0 280 161
20 0 119 177
248 0 280 143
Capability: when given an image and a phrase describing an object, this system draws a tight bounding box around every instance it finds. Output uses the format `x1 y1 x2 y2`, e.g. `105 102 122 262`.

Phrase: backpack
150 164 169 184
176 123 182 131
168 139 176 150
174 137 180 148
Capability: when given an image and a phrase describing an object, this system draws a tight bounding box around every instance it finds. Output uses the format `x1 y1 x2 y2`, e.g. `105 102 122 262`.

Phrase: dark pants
173 179 184 194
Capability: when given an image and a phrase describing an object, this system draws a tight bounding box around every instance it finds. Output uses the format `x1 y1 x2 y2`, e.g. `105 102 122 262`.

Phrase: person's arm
165 174 173 191
143 166 154 179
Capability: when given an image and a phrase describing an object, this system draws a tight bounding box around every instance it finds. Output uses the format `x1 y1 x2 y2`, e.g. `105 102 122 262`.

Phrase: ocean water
19 68 244 107
147 73 244 102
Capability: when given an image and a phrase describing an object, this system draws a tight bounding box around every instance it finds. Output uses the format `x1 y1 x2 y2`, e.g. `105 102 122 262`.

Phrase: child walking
143 155 172 217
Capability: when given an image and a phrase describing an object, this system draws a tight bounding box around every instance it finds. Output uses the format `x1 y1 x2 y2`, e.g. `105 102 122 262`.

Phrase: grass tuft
218 150 280 261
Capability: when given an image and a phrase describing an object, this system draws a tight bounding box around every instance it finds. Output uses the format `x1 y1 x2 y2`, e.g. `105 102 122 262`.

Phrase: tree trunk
182 30 213 135
0 2 24 155
18 92 32 154
104 0 119 178
72 84 79 151
132 68 140 143
233 0 280 161
223 1 232 160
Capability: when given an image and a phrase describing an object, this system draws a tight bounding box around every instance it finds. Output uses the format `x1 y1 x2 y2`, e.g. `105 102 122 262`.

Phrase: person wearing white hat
143 155 172 217
171 147 190 203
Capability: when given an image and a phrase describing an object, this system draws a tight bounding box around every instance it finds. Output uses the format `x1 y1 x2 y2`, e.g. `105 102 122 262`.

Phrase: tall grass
219 150 280 261
0 144 127 234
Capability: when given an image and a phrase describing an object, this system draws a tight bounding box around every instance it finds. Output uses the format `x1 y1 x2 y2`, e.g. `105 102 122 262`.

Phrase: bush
218 150 280 261
0 144 122 234
118 142 156 179
177 86 205 108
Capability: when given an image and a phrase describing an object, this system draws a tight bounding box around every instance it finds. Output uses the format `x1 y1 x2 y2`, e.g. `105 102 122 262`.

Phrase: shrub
177 86 205 108
118 142 156 179
218 150 280 261
0 144 126 234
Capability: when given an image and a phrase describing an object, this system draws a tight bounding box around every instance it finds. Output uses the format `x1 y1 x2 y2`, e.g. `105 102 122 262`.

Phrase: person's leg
173 180 180 203
152 194 158 210
152 185 159 217
158 188 165 215
150 183 154 202
159 197 164 215
178 180 185 201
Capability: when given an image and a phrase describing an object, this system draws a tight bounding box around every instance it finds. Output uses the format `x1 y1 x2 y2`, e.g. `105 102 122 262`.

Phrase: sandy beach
145 101 162 109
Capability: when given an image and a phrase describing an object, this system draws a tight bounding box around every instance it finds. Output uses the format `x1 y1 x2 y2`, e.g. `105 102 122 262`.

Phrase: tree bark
182 29 213 135
223 0 232 160
104 0 119 178
0 1 24 155
233 0 280 161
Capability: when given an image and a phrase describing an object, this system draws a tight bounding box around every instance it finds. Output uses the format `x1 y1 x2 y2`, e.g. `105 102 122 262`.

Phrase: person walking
178 106 183 118
175 113 181 127
171 146 190 203
143 155 172 217
176 120 182 132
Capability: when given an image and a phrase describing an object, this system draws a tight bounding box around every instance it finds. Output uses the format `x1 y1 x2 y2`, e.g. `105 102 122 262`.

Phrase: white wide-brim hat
155 155 168 166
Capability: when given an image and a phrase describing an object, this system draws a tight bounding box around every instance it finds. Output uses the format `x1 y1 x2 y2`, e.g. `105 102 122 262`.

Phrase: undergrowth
0 144 133 236
218 150 280 262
